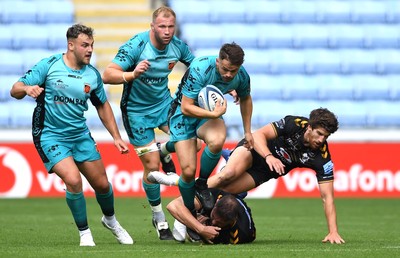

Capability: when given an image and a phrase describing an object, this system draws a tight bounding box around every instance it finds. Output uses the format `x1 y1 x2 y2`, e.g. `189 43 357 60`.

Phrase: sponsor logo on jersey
54 95 85 105
323 160 334 175
54 79 68 89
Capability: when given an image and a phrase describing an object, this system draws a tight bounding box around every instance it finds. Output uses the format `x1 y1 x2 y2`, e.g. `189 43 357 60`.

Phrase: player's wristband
265 153 273 159
122 72 128 83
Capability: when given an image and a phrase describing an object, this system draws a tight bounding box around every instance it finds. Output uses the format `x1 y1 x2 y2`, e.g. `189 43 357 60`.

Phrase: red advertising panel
0 142 399 198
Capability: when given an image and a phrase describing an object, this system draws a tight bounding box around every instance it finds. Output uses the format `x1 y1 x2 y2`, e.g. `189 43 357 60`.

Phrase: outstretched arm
319 181 345 244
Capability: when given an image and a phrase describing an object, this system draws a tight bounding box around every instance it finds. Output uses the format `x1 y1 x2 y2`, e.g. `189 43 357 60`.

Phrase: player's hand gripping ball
198 85 224 111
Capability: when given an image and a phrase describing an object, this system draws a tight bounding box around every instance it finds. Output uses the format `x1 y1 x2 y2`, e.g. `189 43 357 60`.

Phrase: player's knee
207 139 225 153
216 169 236 186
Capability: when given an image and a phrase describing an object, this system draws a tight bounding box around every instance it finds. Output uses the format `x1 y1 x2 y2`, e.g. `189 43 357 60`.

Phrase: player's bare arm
319 181 345 244
10 82 44 100
253 124 286 175
102 61 149 84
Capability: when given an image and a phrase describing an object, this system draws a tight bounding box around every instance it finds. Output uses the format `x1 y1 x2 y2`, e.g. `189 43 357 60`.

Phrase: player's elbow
181 105 191 116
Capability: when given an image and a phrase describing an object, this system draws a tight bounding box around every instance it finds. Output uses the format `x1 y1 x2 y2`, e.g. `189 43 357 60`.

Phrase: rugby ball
198 85 224 111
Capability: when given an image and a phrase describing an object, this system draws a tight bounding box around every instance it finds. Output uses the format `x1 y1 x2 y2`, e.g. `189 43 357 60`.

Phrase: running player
102 6 195 240
10 24 133 246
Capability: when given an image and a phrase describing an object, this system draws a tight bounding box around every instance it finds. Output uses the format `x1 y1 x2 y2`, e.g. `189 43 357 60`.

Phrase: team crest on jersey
168 61 176 70
84 83 91 93
278 147 292 163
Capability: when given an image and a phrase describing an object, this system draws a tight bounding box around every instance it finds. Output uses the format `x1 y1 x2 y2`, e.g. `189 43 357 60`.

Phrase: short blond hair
152 6 176 22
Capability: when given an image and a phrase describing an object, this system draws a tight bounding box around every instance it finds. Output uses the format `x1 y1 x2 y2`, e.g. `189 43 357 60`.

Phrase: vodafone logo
0 147 32 198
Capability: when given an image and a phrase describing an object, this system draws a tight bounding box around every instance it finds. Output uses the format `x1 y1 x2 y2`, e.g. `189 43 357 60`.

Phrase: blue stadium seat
327 24 364 48
0 26 13 49
375 50 400 74
352 75 391 100
339 49 377 74
316 1 352 23
388 76 400 100
317 75 355 100
1 0 38 23
0 75 19 101
304 49 341 74
11 24 49 49
279 75 320 100
385 1 400 23
221 24 258 48
193 48 220 58
180 24 221 50
36 0 74 23
241 49 271 74
168 0 210 23
280 0 318 23
268 50 306 74
324 100 368 127
292 24 329 48
9 101 35 128
366 101 400 127
46 24 71 50
250 75 283 100
0 103 11 128
363 25 400 48
253 100 296 127
223 100 243 137
257 24 293 48
350 0 387 23
0 50 24 75
209 1 246 23
246 0 282 23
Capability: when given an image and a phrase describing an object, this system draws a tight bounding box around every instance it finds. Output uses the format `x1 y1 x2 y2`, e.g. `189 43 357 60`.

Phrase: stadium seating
1 0 400 131
0 75 19 101
0 0 74 24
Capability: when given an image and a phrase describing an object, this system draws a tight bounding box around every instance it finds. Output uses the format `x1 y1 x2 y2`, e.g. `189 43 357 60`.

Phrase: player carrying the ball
168 42 254 240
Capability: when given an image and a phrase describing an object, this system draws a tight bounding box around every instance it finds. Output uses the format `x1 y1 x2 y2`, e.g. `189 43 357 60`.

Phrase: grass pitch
0 198 399 258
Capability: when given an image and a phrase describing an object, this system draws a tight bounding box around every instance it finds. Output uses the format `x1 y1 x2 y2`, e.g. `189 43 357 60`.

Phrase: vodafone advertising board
1 142 399 198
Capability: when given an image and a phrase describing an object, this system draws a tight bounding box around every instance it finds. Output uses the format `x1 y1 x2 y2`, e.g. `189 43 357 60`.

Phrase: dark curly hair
309 108 339 134
219 42 245 66
66 23 94 40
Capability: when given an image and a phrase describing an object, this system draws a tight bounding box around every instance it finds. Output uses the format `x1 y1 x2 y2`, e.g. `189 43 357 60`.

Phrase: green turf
0 198 399 258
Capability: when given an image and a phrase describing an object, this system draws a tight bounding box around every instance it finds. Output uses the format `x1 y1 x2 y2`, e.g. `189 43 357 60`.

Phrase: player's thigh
197 118 226 148
220 146 252 179
78 159 109 193
52 156 83 192
220 172 256 194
